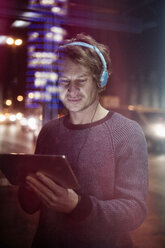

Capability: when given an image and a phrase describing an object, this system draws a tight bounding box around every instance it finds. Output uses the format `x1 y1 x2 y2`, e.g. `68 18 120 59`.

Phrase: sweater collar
63 111 114 130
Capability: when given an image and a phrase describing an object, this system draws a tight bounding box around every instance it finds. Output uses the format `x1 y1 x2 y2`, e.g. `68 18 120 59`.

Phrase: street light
17 95 24 102
15 39 23 46
6 37 14 45
5 99 12 106
5 37 23 46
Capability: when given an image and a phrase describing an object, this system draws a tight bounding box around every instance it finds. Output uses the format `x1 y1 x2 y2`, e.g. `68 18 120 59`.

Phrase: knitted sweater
19 111 148 248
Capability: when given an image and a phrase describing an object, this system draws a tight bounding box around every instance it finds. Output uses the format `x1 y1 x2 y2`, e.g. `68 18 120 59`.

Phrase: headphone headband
62 41 109 88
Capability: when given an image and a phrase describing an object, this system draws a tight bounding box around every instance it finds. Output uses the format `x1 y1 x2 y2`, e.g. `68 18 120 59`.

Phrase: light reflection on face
58 58 99 114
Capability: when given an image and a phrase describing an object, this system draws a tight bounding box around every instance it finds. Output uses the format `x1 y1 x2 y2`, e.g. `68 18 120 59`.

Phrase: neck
69 101 109 125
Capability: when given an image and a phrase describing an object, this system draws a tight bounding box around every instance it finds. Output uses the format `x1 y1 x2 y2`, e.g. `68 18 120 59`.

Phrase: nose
68 82 79 95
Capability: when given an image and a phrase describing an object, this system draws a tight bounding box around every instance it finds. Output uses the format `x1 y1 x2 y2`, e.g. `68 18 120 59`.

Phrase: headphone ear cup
100 70 109 88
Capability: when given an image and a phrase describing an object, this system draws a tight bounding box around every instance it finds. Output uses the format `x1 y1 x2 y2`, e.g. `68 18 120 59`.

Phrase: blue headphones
63 41 109 88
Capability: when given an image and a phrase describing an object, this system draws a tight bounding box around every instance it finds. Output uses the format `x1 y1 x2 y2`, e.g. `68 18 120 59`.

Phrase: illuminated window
26 0 68 109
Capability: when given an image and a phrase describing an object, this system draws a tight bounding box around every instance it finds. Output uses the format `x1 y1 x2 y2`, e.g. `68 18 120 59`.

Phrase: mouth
67 98 82 103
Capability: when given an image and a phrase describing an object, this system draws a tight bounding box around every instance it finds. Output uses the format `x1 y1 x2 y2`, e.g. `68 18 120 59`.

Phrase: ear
97 82 106 93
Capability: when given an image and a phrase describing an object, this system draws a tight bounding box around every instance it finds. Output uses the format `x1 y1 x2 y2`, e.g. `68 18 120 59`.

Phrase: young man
18 33 148 248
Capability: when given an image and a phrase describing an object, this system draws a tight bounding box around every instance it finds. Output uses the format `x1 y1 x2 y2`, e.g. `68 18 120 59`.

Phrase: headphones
62 41 109 88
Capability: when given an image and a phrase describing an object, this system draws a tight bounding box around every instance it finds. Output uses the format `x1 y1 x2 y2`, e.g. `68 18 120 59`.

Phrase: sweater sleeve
18 183 41 214
67 119 148 234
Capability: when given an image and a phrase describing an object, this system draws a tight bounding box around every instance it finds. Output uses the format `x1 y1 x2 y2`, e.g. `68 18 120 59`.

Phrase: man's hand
26 172 79 213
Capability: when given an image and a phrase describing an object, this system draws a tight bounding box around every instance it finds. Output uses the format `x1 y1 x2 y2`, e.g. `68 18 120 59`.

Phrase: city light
34 92 41 100
0 36 7 45
46 26 67 42
4 37 23 46
28 51 57 67
152 124 165 138
5 99 12 106
46 86 59 93
28 92 34 99
17 95 24 102
45 32 63 42
27 117 37 130
0 114 6 122
9 114 16 122
45 32 53 39
29 32 39 40
51 26 66 35
15 39 23 46
16 112 23 120
22 11 41 19
51 7 67 15
53 34 63 42
34 78 47 87
6 37 14 45
35 71 58 82
40 0 54 5
12 20 30 28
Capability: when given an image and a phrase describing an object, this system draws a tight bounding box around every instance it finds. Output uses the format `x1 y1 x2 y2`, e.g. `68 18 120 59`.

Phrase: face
58 58 99 114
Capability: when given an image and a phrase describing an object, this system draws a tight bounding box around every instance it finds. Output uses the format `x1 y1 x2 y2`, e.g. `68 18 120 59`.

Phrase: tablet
0 153 80 190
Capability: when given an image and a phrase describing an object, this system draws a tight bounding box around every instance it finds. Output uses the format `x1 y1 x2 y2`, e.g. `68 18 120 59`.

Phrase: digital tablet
0 153 80 190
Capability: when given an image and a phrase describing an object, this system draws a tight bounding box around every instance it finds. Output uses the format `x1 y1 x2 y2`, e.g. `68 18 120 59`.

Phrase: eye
76 79 87 85
59 79 70 87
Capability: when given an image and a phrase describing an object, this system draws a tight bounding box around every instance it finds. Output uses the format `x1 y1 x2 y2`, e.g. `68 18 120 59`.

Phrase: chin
64 101 83 112
67 106 83 112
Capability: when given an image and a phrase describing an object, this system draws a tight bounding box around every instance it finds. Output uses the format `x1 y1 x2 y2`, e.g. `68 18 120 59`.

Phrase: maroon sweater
18 111 148 248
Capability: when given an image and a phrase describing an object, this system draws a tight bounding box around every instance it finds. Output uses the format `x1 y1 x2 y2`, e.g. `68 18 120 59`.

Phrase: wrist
66 194 93 221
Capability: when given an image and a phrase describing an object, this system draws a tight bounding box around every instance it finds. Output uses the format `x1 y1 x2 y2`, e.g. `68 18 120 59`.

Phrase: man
18 33 148 248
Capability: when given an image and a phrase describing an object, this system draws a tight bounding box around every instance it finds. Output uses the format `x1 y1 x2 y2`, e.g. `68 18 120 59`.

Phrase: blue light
26 0 68 109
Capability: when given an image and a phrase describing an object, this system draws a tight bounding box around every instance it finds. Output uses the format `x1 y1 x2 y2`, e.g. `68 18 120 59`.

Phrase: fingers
26 172 68 208
26 175 57 207
26 172 78 213
36 172 66 196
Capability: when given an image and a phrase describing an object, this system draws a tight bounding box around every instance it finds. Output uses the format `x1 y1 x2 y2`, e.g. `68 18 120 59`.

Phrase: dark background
0 0 165 113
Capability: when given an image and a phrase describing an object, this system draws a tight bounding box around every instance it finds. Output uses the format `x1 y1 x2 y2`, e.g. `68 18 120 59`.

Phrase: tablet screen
0 154 80 190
